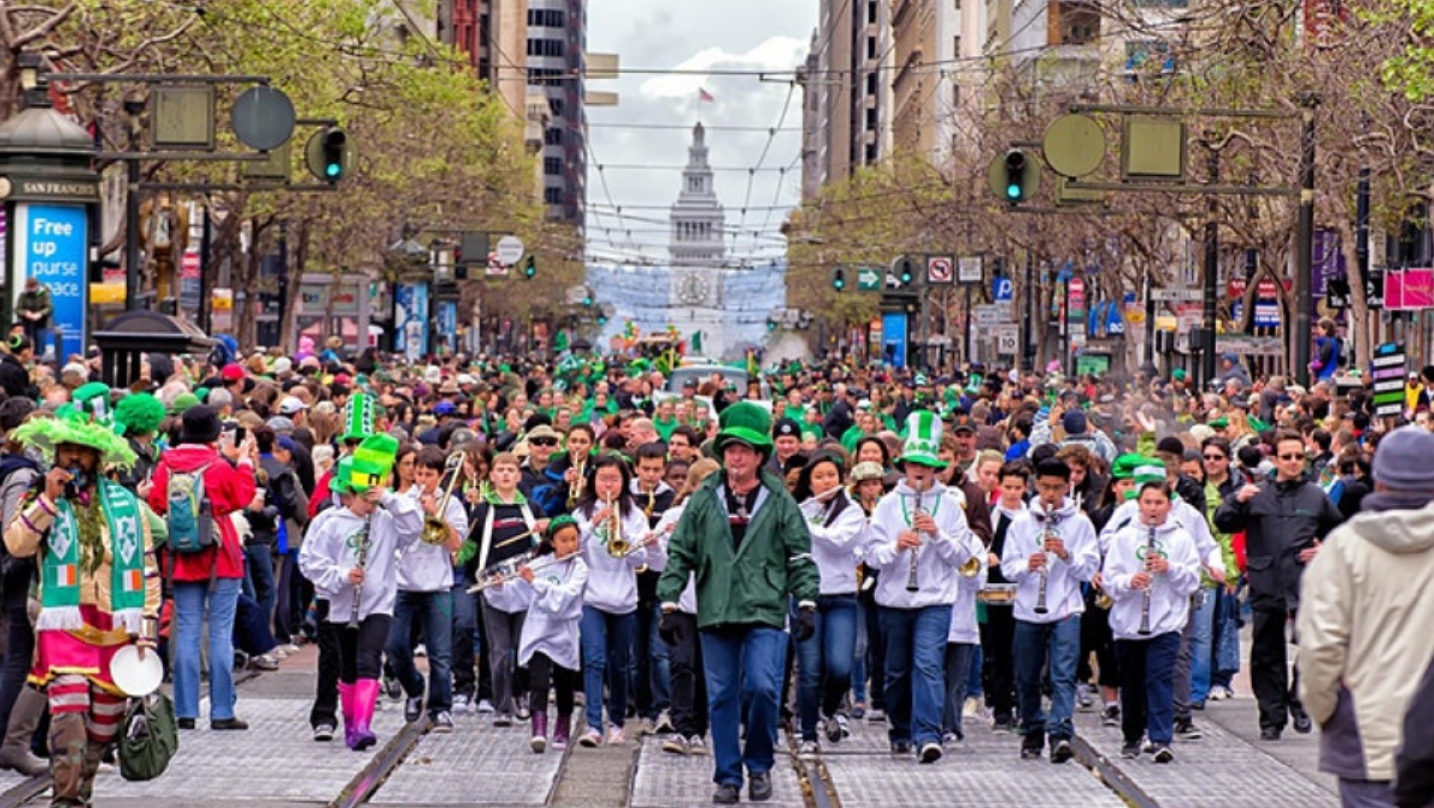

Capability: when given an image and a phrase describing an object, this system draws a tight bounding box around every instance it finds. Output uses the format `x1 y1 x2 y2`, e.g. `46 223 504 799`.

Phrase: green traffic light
834 279 845 290
583 296 593 307
1006 184 1021 199
326 163 341 179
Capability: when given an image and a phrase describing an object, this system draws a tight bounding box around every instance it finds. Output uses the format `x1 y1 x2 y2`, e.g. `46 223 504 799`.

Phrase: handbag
119 692 179 781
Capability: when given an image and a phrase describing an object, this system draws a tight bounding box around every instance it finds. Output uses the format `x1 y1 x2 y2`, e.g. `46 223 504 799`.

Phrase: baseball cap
278 396 307 415
221 363 245 382
774 418 800 439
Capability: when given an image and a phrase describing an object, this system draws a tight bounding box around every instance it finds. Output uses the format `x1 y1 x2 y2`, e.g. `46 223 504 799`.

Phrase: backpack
166 464 217 555
119 692 178 781
1336 337 1349 368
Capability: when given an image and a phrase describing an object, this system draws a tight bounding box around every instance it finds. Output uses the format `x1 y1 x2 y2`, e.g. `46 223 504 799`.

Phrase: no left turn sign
927 255 954 285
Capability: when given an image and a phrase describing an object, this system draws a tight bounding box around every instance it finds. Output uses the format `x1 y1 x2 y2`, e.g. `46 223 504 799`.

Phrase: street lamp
17 53 41 91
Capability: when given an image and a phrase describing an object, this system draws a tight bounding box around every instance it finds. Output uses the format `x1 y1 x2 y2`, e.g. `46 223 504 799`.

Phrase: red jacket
148 444 257 582
308 468 333 521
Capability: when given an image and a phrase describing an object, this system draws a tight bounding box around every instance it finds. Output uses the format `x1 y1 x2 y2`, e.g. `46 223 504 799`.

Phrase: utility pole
1023 250 1035 372
1293 93 1320 387
123 98 144 311
1201 137 1220 389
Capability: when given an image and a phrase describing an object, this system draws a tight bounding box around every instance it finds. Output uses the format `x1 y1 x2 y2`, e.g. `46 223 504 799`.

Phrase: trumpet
603 494 629 557
959 542 988 578
419 451 466 546
567 458 587 509
467 551 567 594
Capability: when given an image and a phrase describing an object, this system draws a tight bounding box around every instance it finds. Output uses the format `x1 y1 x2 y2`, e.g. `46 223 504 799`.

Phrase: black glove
659 609 680 647
794 606 816 643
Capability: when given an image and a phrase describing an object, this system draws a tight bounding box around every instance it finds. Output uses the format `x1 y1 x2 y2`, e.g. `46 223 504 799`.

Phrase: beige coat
1298 498 1434 781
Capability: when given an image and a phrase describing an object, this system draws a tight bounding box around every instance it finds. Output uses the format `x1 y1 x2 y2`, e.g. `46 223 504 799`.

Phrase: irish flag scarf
38 480 146 634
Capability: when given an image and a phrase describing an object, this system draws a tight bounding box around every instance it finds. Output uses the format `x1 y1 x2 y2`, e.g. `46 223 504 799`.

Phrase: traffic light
305 127 349 182
582 291 594 307
987 148 1040 204
597 312 608 325
898 260 915 286
522 256 536 279
832 266 847 292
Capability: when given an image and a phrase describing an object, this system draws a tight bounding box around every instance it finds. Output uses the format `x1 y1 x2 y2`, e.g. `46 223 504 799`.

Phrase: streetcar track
327 720 430 808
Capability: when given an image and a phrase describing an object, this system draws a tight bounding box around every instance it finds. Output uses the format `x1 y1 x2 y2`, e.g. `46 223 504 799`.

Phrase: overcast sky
585 0 814 267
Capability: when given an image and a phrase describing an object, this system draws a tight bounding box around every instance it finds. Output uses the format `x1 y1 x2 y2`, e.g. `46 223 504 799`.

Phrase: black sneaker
1152 743 1175 763
177 718 196 730
891 741 913 755
1020 743 1043 760
1260 727 1282 742
713 784 740 805
748 771 773 802
1050 739 1074 764
432 711 454 733
918 742 942 764
1101 705 1120 727
1174 718 1203 740
992 716 1015 733
211 717 249 731
404 697 424 723
1292 707 1313 735
1120 741 1141 759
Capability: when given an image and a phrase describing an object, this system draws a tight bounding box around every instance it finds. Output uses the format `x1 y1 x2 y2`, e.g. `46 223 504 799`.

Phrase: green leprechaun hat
335 434 400 493
340 392 375 442
898 411 947 470
1130 461 1168 499
714 401 773 459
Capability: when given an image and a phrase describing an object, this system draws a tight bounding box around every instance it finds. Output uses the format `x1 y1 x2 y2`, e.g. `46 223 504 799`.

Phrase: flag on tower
698 87 715 103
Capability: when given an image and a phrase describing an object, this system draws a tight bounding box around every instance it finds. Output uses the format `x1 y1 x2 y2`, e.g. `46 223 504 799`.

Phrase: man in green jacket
659 401 820 805
16 278 51 357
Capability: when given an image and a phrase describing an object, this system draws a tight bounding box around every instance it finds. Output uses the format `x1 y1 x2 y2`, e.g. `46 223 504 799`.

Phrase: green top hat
341 392 375 442
714 401 773 458
897 411 947 470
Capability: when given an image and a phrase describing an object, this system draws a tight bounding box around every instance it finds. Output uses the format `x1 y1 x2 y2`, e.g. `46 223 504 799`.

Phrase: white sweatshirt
799 489 867 595
298 492 423 622
654 504 697 614
1101 497 1224 577
948 561 987 644
1000 497 1100 624
396 490 469 593
515 554 589 670
576 503 648 615
867 480 981 609
1101 517 1200 640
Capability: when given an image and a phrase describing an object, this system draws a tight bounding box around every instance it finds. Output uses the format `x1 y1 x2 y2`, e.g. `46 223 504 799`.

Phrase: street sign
230 86 296 152
993 276 1013 301
927 255 954 285
495 235 525 266
1371 343 1407 418
1152 288 1203 303
995 325 1019 355
958 256 983 284
975 304 1011 327
856 266 882 291
1215 335 1285 357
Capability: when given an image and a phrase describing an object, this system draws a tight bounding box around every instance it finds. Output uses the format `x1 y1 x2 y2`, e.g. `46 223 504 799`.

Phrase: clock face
679 274 709 305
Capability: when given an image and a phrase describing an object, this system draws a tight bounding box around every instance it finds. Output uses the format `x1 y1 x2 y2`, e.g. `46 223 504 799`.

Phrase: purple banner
1312 228 1345 300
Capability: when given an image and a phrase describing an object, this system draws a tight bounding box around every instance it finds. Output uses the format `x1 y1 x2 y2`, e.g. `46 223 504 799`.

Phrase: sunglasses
530 438 559 447
1277 453 1304 461
1203 453 1227 461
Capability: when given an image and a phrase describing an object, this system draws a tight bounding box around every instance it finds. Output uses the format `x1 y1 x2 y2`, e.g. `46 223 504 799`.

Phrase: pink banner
1384 269 1434 311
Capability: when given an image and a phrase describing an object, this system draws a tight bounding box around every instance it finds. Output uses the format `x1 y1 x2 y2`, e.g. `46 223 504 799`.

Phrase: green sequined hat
341 392 375 442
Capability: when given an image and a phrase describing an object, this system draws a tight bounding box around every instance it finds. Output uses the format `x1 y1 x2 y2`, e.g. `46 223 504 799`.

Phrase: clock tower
668 123 726 354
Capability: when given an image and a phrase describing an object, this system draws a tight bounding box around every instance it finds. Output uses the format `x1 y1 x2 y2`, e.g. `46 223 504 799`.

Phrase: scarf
38 480 146 634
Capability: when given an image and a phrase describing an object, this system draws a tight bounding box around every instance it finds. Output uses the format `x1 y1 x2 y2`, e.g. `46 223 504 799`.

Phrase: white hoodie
1101 516 1200 640
396 488 470 593
515 554 589 670
576 502 648 615
654 504 697 613
299 492 424 622
867 480 980 609
800 489 867 595
1000 497 1100 624
948 561 987 644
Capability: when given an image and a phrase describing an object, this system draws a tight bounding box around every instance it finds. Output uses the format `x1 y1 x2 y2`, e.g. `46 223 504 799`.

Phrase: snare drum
977 583 1017 605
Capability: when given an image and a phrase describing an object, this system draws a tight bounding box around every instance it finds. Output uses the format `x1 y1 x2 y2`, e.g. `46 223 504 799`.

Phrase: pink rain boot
553 714 571 750
338 682 357 749
530 712 548 753
351 679 381 751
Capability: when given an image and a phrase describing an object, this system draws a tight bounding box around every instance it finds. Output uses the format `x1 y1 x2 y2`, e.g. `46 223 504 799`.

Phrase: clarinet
1138 521 1156 636
346 516 373 630
1033 501 1051 615
906 485 923 593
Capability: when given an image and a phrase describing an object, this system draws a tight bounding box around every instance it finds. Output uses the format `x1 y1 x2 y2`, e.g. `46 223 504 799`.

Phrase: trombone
419 451 466 546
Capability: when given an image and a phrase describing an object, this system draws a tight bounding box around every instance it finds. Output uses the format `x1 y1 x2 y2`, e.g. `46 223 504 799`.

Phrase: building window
549 98 564 116
544 127 563 146
527 67 566 86
544 157 562 175
544 187 562 205
868 0 878 23
528 8 566 27
866 72 877 96
867 36 877 60
526 38 565 58
865 143 878 163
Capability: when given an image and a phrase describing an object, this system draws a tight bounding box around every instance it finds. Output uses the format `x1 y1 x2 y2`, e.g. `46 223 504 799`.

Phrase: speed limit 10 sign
927 255 954 285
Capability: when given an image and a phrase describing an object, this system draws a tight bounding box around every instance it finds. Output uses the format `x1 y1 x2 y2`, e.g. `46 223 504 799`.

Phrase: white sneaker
686 735 709 755
414 643 427 658
452 694 473 714
798 739 821 757
962 697 981 719
606 726 626 745
476 699 496 715
637 717 656 737
655 710 675 734
281 643 303 655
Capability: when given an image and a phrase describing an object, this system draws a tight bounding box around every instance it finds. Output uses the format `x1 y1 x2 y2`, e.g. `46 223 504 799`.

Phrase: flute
1138 520 1156 636
906 485 923 593
347 514 372 629
1033 500 1051 615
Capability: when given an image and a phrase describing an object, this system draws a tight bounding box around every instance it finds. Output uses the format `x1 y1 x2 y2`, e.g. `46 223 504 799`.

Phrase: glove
659 609 680 647
794 606 816 643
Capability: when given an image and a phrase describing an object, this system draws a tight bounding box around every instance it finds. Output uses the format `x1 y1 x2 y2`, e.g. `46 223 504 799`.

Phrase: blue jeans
633 601 671 719
879 604 953 748
943 642 977 737
1188 589 1217 704
966 644 984 700
1212 588 1242 688
852 600 869 704
1117 631 1181 745
793 594 858 740
1014 616 1081 743
242 543 276 639
580 606 635 732
173 577 242 721
701 626 786 788
386 589 454 715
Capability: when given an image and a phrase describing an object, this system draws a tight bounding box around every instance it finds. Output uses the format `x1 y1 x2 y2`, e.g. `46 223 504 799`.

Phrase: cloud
639 37 811 100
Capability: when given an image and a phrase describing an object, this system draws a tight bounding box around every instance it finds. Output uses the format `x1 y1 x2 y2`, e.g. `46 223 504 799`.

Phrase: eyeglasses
530 438 558 447
1203 454 1227 461
1277 453 1304 461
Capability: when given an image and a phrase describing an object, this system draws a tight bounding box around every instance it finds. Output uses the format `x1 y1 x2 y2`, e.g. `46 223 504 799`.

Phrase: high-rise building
891 0 984 168
527 0 587 228
669 123 726 266
440 0 530 121
797 0 892 198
